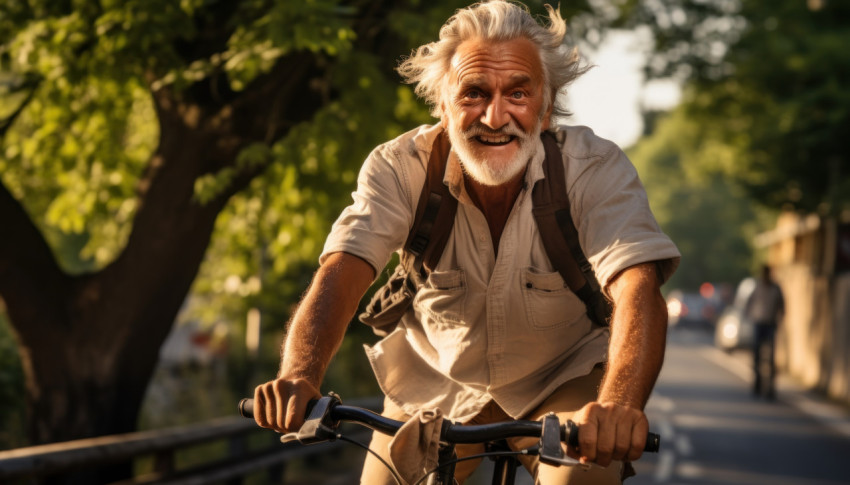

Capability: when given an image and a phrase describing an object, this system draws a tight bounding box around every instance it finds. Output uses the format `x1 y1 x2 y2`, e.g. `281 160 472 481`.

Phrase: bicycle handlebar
239 396 660 453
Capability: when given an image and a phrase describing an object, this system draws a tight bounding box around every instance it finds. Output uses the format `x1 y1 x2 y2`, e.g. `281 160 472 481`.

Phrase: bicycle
239 393 660 485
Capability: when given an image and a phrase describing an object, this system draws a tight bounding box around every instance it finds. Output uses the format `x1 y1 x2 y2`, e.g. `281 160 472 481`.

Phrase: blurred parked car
714 277 757 351
667 289 719 328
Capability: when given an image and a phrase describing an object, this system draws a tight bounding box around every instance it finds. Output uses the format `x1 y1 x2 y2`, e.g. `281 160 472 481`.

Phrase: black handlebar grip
645 432 660 453
566 421 660 453
239 398 254 418
238 397 320 421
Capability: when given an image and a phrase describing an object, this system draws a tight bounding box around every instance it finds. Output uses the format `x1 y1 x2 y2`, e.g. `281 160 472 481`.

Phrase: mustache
462 121 526 139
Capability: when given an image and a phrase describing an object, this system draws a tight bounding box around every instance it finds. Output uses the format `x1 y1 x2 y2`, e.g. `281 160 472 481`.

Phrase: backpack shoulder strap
401 130 458 281
358 130 457 336
532 131 612 326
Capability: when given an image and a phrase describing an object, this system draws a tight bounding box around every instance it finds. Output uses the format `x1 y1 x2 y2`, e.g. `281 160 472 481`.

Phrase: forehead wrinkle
452 52 537 76
450 40 544 86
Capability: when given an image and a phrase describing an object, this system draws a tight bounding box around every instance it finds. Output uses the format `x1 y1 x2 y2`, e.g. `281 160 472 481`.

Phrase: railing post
153 449 175 478
227 434 247 485
267 432 286 484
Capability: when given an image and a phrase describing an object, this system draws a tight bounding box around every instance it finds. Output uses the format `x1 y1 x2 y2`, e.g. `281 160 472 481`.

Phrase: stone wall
766 214 850 404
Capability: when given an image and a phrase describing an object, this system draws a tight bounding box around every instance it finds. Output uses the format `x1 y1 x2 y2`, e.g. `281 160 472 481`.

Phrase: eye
510 90 526 99
465 89 483 100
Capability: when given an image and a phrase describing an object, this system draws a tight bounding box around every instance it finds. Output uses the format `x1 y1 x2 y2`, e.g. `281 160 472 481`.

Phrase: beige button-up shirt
321 123 680 422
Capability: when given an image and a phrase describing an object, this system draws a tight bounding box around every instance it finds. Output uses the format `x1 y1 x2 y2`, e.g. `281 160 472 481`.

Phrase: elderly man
253 1 679 483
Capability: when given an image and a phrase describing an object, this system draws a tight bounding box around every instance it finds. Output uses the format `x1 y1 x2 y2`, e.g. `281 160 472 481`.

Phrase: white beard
448 118 542 186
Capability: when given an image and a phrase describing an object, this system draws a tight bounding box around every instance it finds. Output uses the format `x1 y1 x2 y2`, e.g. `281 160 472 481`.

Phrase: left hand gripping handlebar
240 394 341 444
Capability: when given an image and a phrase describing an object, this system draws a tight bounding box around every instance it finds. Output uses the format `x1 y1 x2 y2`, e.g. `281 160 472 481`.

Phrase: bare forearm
253 252 375 433
567 262 668 466
278 252 376 387
599 262 668 409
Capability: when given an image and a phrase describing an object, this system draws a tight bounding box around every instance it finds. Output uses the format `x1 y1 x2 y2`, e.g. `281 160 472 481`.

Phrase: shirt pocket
414 269 467 326
521 268 587 330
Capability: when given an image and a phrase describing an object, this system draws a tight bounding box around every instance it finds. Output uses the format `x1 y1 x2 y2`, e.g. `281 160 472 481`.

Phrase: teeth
478 135 511 144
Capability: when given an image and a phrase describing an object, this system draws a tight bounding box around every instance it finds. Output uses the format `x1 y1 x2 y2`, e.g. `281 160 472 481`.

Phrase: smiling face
442 37 551 186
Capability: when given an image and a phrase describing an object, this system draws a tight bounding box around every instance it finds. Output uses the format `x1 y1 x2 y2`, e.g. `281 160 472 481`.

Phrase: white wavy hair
397 0 588 121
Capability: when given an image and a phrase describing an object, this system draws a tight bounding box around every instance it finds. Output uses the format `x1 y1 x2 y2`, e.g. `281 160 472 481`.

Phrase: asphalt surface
468 325 850 485
630 326 850 485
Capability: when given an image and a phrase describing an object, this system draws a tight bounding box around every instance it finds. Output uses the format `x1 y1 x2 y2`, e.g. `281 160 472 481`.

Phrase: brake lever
538 413 587 468
281 393 342 445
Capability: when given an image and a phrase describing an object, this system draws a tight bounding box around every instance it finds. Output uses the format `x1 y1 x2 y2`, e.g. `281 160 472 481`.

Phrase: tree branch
0 76 40 138
0 179 70 336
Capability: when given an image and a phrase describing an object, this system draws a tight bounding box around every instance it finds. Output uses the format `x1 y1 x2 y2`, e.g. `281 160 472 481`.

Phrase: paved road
629 326 850 485
469 325 850 485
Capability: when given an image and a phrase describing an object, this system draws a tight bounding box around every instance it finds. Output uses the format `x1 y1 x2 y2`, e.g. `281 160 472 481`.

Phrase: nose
480 97 509 130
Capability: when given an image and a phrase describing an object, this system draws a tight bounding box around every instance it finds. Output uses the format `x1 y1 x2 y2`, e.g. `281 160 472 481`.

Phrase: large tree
2 2 622 479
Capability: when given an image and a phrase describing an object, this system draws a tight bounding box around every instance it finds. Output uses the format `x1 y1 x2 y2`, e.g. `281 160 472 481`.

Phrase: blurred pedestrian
744 264 785 399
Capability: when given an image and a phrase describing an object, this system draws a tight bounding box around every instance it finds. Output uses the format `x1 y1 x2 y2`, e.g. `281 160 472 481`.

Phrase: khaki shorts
360 366 625 484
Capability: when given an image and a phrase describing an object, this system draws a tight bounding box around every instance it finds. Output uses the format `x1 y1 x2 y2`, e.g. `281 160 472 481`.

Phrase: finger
594 417 616 467
287 380 321 431
272 379 289 432
285 390 305 432
253 385 268 429
628 416 649 462
613 415 633 461
577 417 600 464
262 383 278 431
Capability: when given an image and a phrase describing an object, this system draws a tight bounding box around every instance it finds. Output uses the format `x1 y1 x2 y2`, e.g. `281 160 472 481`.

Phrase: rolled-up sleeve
571 143 680 288
320 141 418 276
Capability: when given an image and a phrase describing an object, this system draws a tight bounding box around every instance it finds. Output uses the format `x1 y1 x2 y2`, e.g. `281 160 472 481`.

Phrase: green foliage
638 0 850 214
1 77 155 269
184 49 437 392
1 0 163 270
0 0 366 275
721 0 849 213
623 0 850 291
629 108 776 291
610 0 746 82
155 0 357 92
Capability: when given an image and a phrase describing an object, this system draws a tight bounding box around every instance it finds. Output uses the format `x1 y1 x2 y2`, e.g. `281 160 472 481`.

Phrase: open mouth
474 134 516 146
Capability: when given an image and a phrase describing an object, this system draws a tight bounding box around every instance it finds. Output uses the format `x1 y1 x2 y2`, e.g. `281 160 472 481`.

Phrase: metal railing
0 397 381 484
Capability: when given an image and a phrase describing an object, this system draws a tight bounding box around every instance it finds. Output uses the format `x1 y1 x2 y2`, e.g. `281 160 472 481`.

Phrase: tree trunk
0 2 393 480
0 87 275 483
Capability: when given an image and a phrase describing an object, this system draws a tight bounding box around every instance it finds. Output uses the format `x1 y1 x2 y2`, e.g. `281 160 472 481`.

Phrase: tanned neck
464 169 526 253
